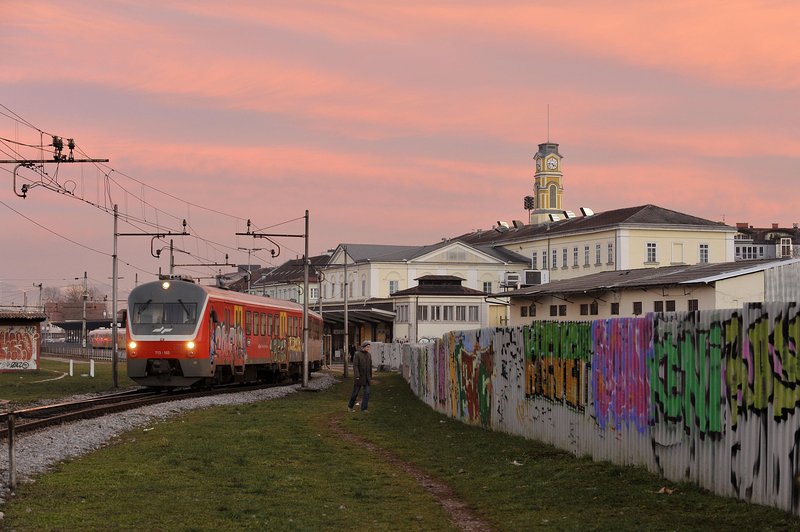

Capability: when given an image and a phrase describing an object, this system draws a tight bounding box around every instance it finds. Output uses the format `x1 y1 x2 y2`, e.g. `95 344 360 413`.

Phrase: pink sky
1 0 799 304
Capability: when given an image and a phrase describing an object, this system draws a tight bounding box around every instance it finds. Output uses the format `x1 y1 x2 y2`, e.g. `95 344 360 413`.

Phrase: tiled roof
734 225 800 244
491 258 799 298
340 241 528 264
0 309 47 321
252 254 329 286
452 204 734 247
391 284 487 297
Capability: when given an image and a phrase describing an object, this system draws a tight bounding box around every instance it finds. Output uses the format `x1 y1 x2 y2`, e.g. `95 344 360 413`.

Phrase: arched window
549 184 558 209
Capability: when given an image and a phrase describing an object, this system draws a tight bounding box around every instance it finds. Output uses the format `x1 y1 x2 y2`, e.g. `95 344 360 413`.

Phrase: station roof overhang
320 308 396 325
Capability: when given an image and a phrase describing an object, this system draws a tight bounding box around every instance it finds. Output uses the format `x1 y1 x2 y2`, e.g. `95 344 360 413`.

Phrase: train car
89 327 126 350
126 277 323 388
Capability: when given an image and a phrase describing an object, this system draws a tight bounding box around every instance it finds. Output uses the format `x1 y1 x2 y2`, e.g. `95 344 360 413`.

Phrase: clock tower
529 142 564 225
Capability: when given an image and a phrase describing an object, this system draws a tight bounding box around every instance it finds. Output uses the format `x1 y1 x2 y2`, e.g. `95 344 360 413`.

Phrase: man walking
348 340 373 413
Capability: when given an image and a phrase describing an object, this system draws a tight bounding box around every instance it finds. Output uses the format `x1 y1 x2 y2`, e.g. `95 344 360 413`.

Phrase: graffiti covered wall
0 324 40 371
400 302 800 515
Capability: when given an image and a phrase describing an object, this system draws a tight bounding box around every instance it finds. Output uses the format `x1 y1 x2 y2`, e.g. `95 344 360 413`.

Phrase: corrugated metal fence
397 301 800 515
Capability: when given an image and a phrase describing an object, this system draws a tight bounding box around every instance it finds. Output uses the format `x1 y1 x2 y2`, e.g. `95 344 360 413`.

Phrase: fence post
8 412 16 490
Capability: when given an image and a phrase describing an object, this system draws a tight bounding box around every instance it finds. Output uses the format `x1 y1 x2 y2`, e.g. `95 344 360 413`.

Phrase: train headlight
186 341 195 350
161 281 170 290
128 341 137 349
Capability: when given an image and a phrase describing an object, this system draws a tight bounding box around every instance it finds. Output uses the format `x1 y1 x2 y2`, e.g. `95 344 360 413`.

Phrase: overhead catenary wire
1 104 303 277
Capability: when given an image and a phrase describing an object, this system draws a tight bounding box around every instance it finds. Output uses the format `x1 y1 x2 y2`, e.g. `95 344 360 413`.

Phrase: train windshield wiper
177 299 191 320
137 299 152 318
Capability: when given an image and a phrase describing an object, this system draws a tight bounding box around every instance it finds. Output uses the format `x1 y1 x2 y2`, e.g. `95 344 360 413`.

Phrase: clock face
547 158 558 170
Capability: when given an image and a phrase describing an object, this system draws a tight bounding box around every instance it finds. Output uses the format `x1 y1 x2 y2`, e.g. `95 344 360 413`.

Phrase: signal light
524 196 534 210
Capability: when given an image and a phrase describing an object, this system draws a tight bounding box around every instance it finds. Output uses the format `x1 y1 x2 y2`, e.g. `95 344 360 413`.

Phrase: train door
233 305 245 368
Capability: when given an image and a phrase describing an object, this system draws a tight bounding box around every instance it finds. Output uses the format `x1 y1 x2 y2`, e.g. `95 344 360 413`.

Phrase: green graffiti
650 313 731 436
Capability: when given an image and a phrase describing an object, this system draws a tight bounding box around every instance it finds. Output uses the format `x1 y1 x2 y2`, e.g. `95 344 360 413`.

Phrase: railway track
0 382 289 439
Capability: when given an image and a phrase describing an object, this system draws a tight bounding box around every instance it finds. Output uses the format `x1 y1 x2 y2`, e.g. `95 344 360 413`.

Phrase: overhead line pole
236 213 311 387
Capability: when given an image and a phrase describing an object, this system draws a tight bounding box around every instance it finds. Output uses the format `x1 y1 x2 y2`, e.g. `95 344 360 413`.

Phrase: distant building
493 258 800 324
250 254 329 304
390 275 491 342
455 204 737 282
734 222 800 260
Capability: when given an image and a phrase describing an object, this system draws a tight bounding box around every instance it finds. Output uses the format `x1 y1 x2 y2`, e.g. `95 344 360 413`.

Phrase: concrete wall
398 302 800 515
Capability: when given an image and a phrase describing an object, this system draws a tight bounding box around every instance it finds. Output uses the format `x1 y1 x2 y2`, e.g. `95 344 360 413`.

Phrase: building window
552 249 557 269
310 287 318 300
781 237 792 257
443 305 453 321
584 246 590 266
590 301 598 315
456 306 466 321
543 251 548 270
468 305 479 322
529 304 536 317
396 304 409 323
666 300 675 312
558 305 567 316
532 254 538 270
550 305 558 317
595 244 601 265
549 184 557 208
611 302 620 315
430 306 441 321
389 280 399 294
562 248 568 268
646 243 657 263
633 301 643 315
580 304 589 316
521 306 528 317
688 299 699 312
482 281 492 293
417 305 428 321
699 244 709 264
573 247 579 267
361 278 366 296
607 243 614 264
654 301 664 312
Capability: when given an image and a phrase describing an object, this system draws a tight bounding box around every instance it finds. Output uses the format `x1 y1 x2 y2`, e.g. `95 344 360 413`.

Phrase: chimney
772 223 779 229
736 222 749 229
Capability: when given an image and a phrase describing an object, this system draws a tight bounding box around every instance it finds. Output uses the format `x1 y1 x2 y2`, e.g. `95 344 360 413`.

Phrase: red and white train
89 327 126 350
126 277 323 388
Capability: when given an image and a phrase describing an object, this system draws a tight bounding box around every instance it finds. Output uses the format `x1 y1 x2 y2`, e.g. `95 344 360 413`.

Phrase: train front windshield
128 280 206 337
133 302 197 324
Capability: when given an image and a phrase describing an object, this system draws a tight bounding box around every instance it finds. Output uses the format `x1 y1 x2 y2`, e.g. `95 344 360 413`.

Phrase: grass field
2 371 799 530
0 358 136 406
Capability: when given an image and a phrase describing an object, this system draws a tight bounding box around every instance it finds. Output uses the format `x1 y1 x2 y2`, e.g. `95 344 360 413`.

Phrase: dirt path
329 417 494 532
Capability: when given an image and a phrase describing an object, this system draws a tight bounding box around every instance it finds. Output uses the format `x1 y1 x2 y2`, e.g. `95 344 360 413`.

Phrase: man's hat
361 341 371 349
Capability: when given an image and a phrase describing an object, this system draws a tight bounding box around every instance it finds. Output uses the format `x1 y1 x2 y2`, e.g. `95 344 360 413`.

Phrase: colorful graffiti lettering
210 322 246 365
523 321 591 411
449 330 493 427
727 303 800 426
592 317 651 432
